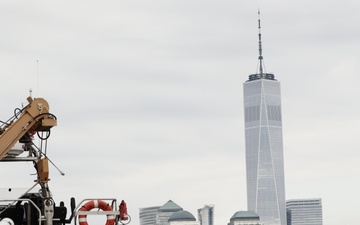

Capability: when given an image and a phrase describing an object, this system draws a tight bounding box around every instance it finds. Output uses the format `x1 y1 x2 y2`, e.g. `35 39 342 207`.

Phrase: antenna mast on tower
258 10 265 77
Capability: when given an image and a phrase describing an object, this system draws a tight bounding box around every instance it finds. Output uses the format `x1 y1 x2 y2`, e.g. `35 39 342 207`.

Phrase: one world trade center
243 12 286 225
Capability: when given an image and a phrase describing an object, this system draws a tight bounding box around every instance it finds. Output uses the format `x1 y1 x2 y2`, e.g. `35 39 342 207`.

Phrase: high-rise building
140 206 160 225
286 199 323 225
197 205 214 225
243 11 286 225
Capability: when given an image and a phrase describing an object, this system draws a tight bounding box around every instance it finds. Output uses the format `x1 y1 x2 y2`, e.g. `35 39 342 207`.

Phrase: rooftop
168 210 196 222
158 200 183 212
230 211 260 221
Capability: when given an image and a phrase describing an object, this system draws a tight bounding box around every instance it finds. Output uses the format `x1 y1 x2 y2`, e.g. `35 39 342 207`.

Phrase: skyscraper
197 205 214 225
243 12 286 225
286 199 323 225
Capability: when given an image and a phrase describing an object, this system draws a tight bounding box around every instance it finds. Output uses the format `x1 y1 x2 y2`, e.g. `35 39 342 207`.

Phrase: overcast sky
1 1 359 225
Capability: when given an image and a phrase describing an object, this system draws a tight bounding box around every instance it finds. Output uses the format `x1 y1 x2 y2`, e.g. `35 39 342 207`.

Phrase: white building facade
140 206 160 225
286 199 323 225
197 205 214 225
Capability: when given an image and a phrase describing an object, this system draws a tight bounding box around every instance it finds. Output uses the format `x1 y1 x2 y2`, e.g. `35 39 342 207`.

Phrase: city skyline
1 2 359 225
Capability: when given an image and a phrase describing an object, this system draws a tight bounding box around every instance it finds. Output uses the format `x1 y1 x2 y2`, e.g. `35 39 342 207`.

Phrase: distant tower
140 206 160 225
286 199 323 225
243 11 286 225
197 205 214 225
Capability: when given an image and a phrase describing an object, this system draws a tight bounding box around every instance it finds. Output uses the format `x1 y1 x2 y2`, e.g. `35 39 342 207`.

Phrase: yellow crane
0 96 57 160
0 96 129 225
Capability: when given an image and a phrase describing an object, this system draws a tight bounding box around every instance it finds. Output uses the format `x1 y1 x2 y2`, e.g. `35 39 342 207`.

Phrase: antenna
37 60 39 95
258 9 264 77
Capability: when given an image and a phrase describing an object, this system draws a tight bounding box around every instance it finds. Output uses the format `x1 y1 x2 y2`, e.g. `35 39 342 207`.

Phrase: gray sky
1 1 359 225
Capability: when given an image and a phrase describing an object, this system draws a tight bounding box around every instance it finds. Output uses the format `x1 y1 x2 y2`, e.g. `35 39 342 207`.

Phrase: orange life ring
79 200 115 225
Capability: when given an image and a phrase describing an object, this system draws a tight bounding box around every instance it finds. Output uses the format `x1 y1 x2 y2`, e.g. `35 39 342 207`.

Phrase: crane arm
0 96 57 160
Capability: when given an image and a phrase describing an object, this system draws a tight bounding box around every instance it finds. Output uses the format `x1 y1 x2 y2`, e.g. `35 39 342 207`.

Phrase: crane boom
0 96 130 225
0 96 57 160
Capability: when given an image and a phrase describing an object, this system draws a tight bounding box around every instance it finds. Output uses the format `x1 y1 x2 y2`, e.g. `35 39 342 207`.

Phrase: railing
0 199 42 225
73 198 130 225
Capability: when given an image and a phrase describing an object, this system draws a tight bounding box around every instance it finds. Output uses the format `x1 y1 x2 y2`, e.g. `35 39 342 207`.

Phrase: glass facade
197 205 214 225
286 199 323 225
243 76 286 225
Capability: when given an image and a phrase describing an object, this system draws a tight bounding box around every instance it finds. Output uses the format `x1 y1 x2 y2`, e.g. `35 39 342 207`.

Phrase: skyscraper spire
247 10 276 82
257 9 264 77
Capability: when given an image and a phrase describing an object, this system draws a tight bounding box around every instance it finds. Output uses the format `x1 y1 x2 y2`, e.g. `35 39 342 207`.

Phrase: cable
37 130 51 140
13 107 24 119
